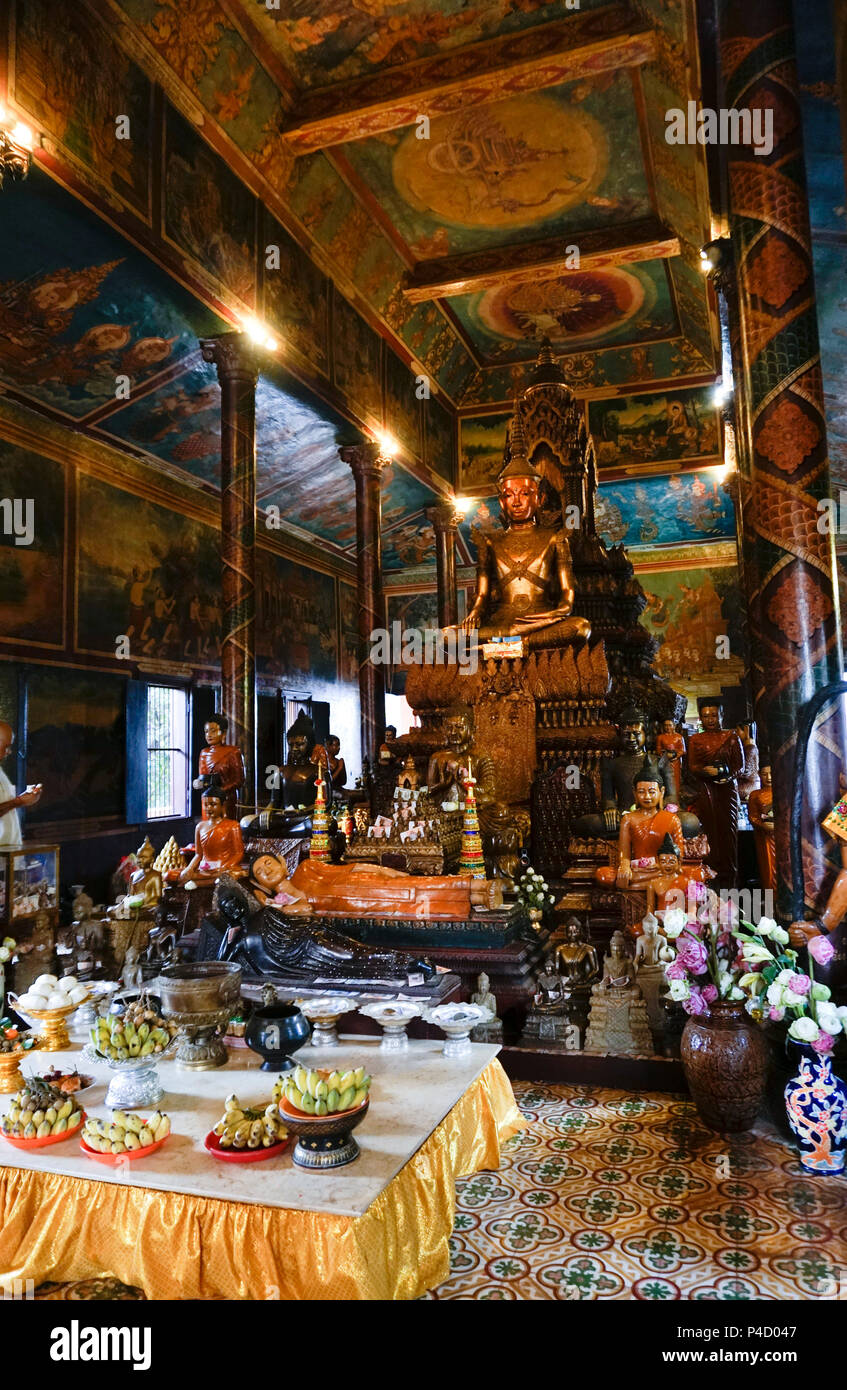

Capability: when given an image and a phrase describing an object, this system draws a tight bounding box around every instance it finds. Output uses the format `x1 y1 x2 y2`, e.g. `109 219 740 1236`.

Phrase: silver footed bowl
81 1040 177 1110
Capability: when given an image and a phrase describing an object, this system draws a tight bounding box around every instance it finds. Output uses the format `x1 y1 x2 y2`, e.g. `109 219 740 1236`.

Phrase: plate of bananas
0 1078 86 1147
204 1091 289 1162
80 1109 171 1163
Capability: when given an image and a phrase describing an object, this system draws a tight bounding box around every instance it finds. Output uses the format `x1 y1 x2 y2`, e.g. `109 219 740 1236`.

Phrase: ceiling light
452 496 472 516
0 106 34 188
376 430 399 459
239 314 278 351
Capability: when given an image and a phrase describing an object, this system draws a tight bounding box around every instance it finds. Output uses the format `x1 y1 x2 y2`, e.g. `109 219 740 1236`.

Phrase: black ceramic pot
245 1003 310 1072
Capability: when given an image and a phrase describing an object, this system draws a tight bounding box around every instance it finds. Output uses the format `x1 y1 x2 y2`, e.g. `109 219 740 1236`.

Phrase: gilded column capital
339 441 386 480
426 502 462 534
200 332 262 386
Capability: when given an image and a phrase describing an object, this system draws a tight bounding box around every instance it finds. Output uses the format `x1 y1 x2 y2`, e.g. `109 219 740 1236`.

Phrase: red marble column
427 503 459 628
340 442 387 765
719 0 845 919
200 332 260 809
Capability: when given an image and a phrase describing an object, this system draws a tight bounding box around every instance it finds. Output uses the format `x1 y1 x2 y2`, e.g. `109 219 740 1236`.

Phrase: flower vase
784 1041 847 1175
680 998 769 1132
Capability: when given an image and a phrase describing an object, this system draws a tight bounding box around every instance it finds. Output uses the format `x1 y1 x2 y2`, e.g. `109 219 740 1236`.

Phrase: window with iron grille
146 685 189 819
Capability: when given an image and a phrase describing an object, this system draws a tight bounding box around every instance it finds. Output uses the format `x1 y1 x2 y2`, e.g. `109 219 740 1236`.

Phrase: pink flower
812 1031 836 1054
717 932 733 953
768 1006 785 1021
702 984 718 1003
665 960 687 980
787 973 811 996
718 898 738 925
808 935 836 966
683 988 709 1016
676 935 709 975
690 881 707 902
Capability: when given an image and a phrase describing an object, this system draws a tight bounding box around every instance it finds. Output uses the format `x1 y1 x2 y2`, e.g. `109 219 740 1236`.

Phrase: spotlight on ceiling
712 381 732 407
240 315 278 351
452 496 472 516
376 430 399 459
699 239 729 276
0 104 34 189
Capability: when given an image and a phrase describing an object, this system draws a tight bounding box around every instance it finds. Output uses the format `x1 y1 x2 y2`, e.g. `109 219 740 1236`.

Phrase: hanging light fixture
0 104 33 188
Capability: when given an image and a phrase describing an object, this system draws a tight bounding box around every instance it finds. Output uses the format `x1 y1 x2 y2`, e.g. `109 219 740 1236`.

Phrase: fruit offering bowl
81 1042 175 1110
296 994 358 1047
357 1000 423 1050
9 989 92 1052
423 1003 493 1057
0 1023 40 1094
279 1093 369 1170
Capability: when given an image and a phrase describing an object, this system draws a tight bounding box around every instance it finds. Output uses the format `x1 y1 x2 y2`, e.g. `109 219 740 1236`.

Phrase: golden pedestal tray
9 992 92 1052
0 1040 41 1094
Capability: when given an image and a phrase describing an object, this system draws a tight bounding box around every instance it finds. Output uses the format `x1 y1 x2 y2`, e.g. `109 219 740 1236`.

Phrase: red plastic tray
80 1125 169 1164
204 1130 289 1163
1 1112 85 1149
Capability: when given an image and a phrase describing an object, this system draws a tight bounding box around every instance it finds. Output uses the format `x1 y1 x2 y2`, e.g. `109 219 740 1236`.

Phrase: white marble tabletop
0 1037 501 1219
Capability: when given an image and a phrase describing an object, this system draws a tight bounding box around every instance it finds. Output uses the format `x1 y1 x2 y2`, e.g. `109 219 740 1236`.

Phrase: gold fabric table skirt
0 1059 525 1301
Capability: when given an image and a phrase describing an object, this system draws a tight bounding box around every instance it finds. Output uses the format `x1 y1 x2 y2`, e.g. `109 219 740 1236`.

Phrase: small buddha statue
397 754 421 791
128 837 163 909
471 970 503 1042
193 713 245 819
554 916 600 988
595 756 684 891
312 733 347 794
634 913 673 1045
644 834 713 917
584 930 653 1056
574 705 700 842
244 712 320 834
427 703 515 840
180 789 246 885
447 411 591 653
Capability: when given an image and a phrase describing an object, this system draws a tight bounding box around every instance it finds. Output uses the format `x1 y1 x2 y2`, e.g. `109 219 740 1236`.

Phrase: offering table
0 1038 524 1301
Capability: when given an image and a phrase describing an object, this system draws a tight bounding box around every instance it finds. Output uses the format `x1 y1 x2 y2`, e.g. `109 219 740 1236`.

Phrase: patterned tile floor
32 1080 847 1301
426 1080 847 1301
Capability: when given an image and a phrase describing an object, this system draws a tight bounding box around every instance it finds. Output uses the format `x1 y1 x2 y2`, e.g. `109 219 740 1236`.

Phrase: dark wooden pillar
719 0 845 919
427 503 459 628
200 332 260 809
340 442 386 765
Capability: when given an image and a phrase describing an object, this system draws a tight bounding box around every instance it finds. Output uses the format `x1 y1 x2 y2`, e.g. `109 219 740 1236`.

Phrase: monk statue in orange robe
687 697 745 888
748 764 775 892
596 757 684 891
656 718 686 802
193 713 245 819
180 789 245 884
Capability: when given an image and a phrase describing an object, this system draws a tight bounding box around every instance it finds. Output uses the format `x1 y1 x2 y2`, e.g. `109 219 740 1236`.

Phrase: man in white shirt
0 721 41 848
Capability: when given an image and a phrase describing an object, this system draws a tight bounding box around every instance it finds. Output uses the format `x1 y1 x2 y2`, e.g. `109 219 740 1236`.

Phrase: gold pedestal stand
12 995 91 1053
0 1044 40 1093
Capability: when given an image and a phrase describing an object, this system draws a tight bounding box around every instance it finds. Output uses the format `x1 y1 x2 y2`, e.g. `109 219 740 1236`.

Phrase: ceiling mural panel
595 470 735 548
449 260 677 364
339 75 651 259
262 212 330 379
0 171 223 420
96 357 223 486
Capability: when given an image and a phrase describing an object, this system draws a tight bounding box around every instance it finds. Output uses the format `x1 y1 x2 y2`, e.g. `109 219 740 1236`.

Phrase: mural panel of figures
256 550 338 686
0 442 65 648
424 392 456 484
25 668 125 824
338 581 359 686
636 561 747 688
12 0 152 215
76 476 221 665
459 412 511 491
595 470 735 548
588 386 721 468
262 214 329 377
384 350 422 458
331 287 383 425
164 104 257 305
0 172 221 419
382 516 435 571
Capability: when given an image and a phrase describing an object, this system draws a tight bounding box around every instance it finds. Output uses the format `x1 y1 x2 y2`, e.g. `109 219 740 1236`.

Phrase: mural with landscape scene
255 549 338 687
595 471 735 548
25 667 125 824
588 385 721 469
76 475 222 666
636 561 746 689
0 441 65 648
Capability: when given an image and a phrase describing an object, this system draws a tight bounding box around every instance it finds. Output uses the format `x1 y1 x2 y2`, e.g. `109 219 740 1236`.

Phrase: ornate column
340 442 387 765
200 332 261 809
719 0 844 919
427 503 460 628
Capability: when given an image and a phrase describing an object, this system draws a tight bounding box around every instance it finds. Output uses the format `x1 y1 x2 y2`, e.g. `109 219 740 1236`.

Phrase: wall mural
459 412 511 491
338 581 359 686
331 286 384 426
25 668 125 824
164 103 257 306
635 561 747 689
424 392 456 485
0 171 222 420
262 212 329 378
384 349 422 458
12 0 152 215
450 261 677 365
255 550 338 687
595 471 736 549
588 386 722 469
0 441 65 648
76 475 222 665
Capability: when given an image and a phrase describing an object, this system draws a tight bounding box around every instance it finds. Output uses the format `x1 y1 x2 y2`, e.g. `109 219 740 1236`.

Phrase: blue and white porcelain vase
784 1041 847 1175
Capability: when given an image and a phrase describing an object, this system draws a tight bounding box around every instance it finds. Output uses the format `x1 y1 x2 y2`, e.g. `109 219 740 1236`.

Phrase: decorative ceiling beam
402 218 681 302
280 4 656 153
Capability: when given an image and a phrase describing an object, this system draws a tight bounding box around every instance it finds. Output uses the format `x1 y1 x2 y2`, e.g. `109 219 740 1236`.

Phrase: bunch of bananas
283 1064 371 1116
89 1008 174 1061
213 1092 287 1150
83 1109 171 1154
1 1079 83 1139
